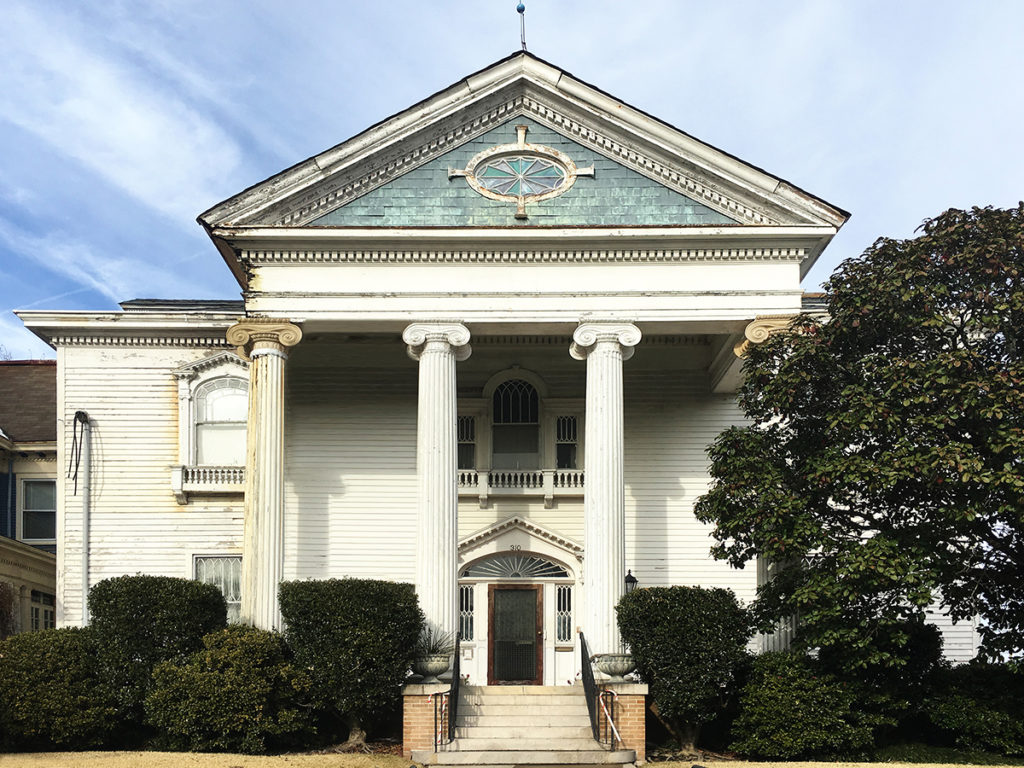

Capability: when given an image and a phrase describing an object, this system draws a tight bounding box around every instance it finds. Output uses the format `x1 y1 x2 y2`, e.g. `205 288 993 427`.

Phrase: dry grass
2 758 1023 768
0 752 415 768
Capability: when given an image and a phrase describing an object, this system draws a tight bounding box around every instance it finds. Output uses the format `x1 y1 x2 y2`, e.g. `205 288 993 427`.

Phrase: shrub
0 627 119 749
89 575 227 724
819 617 944 694
924 663 1024 755
279 578 422 745
616 586 750 752
730 652 891 759
145 626 316 754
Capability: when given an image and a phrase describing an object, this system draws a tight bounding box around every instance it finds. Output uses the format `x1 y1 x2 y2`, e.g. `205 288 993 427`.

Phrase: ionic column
570 322 641 654
403 322 471 636
226 319 302 630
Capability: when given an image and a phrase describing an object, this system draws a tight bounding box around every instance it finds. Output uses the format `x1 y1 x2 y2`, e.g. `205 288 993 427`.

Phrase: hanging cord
67 411 89 495
518 3 527 51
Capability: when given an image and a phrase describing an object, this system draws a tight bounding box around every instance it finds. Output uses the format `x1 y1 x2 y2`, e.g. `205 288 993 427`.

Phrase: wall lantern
624 569 638 594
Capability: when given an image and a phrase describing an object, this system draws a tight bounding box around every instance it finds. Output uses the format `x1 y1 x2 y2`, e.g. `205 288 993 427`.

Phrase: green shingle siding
311 119 738 227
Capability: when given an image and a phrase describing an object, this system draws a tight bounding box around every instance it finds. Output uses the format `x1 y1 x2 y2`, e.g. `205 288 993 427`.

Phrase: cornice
242 244 809 266
47 335 232 348
173 350 249 379
459 515 583 559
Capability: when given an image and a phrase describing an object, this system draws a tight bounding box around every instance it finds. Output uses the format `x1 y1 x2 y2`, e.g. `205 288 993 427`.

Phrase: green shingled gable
311 119 738 227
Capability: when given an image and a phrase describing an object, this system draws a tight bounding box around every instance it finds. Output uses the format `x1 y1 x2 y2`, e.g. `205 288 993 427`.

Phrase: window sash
22 480 56 540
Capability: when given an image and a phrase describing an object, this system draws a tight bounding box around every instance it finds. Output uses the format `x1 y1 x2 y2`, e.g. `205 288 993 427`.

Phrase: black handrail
448 632 461 742
579 631 600 742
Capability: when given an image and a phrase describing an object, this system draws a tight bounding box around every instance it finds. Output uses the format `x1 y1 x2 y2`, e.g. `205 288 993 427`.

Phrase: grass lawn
2 758 1024 768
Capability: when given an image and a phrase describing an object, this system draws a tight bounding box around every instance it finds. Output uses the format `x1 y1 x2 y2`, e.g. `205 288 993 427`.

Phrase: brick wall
601 682 648 762
402 683 450 758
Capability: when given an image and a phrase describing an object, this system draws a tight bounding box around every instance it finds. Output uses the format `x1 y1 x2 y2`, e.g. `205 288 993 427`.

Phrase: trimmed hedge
146 625 316 754
730 652 891 759
617 586 750 751
925 663 1024 755
279 578 422 741
89 575 227 723
0 627 119 749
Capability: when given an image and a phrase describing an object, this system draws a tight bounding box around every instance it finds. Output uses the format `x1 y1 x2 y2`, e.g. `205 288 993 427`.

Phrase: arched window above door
461 553 569 579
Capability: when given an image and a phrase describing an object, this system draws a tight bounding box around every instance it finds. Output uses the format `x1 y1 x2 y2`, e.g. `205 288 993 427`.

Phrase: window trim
18 476 56 545
171 352 250 505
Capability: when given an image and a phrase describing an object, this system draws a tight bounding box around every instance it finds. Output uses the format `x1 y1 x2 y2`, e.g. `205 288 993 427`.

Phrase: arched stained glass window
492 379 539 469
462 554 569 579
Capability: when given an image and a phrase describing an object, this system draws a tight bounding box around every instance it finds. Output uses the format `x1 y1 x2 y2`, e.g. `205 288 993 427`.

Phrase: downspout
69 411 91 624
5 457 12 539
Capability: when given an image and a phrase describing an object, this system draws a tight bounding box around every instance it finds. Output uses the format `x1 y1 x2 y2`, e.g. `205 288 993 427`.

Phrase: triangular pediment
173 350 248 379
199 53 847 233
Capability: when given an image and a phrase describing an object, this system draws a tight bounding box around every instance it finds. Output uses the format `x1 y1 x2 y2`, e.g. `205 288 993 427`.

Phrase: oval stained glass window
476 156 567 197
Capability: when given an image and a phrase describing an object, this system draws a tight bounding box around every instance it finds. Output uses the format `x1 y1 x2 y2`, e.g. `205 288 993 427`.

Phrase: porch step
412 685 634 767
412 749 635 766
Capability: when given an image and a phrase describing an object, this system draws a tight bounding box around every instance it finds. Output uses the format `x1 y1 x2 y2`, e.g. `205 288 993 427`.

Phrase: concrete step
454 725 594 740
464 685 584 696
457 714 592 728
458 708 593 720
455 738 602 751
411 748 635 765
461 695 586 708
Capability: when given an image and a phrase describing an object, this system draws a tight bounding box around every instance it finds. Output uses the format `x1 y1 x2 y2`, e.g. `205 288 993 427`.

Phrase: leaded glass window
459 584 474 640
461 554 569 579
556 585 573 643
476 156 567 197
195 556 242 622
492 379 539 469
458 415 476 470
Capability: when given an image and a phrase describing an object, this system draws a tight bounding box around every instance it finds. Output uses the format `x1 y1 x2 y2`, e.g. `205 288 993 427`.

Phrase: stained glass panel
475 155 566 198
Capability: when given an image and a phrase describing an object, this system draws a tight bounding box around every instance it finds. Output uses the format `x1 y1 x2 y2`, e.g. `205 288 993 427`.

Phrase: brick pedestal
402 683 449 758
600 682 648 763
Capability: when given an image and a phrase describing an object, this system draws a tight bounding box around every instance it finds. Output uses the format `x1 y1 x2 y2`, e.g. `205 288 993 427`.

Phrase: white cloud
0 3 244 223
0 219 196 304
0 312 55 360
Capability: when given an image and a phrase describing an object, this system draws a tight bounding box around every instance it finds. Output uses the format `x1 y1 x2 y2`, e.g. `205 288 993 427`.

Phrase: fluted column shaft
404 323 471 636
226 320 302 630
571 322 641 655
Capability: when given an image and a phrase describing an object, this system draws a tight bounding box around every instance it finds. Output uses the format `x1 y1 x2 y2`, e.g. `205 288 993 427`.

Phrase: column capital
733 314 797 358
227 319 302 361
403 322 472 362
570 322 642 362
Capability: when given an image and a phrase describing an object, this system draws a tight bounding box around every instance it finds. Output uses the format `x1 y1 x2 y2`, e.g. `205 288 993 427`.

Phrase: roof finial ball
517 3 527 51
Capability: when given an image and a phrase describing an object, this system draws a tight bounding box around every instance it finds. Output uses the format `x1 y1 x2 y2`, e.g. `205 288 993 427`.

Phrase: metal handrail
448 633 461 742
433 632 463 751
579 631 600 742
598 689 622 748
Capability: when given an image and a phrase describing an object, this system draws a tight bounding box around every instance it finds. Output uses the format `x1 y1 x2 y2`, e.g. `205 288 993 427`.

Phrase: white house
18 53 978 690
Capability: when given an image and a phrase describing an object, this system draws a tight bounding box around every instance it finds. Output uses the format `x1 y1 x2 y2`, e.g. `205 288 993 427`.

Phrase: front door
488 584 543 684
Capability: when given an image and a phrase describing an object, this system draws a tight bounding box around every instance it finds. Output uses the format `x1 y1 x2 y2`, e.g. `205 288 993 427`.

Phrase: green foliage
695 204 1024 666
145 626 316 754
924 662 1024 755
89 575 227 722
0 627 119 749
730 652 892 759
415 626 455 656
278 578 422 738
616 586 750 750
874 742 1024 765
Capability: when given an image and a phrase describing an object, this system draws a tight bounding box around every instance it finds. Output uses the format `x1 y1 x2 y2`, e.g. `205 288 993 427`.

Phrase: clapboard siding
58 346 243 626
624 369 756 603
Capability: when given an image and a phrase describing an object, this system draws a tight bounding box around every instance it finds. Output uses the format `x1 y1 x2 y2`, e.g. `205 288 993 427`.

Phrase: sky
1 0 1022 358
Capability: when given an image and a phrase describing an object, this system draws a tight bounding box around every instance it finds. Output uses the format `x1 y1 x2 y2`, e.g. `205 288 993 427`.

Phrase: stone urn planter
412 653 451 683
594 653 636 682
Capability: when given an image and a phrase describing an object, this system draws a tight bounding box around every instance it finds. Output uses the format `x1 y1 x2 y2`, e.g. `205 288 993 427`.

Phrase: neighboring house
17 53 977 679
0 360 58 636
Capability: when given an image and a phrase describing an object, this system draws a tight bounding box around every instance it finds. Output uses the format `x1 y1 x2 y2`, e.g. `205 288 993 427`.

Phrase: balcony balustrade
457 468 584 508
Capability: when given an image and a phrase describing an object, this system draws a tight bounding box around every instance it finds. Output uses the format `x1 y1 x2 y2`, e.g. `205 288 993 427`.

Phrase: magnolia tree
695 204 1024 668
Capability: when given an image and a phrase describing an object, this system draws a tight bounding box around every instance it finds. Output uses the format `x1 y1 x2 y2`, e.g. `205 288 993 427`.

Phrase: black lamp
624 569 638 594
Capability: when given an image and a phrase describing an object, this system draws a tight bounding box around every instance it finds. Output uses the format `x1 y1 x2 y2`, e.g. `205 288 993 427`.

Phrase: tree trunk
649 701 700 754
340 714 367 750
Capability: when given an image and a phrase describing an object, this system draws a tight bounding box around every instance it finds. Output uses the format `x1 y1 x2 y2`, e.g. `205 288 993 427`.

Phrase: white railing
171 465 245 504
457 469 584 508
